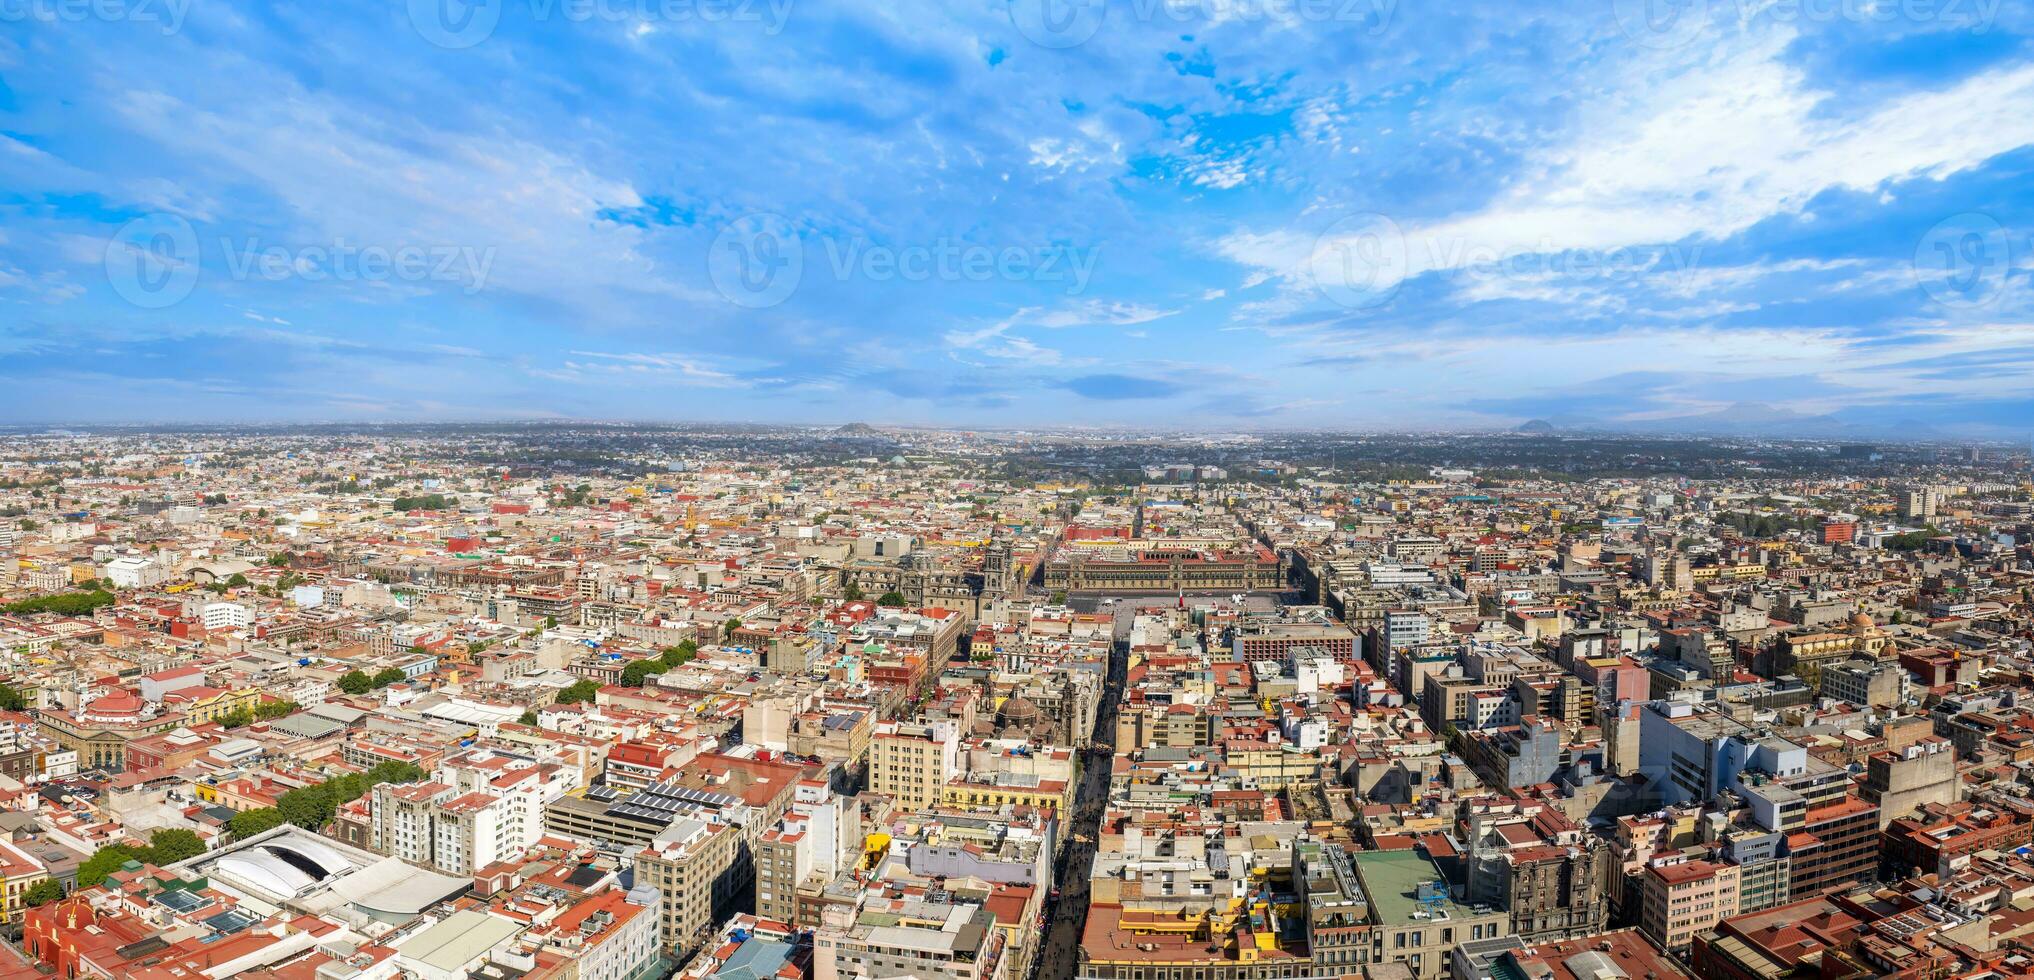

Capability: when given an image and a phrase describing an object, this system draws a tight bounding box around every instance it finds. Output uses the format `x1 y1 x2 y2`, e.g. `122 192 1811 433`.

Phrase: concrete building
1859 737 1959 827
371 750 556 876
637 817 746 957
755 779 855 924
1818 656 1907 709
869 719 959 811
1637 701 1806 807
536 885 664 980
1640 858 1739 954
814 899 1007 980
1353 848 1510 980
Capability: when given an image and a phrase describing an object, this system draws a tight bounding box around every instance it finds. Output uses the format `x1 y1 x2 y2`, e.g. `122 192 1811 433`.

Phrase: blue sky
4 1 2034 433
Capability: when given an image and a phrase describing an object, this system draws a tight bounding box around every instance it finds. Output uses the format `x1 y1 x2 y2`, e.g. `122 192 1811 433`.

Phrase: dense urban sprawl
0 426 2027 980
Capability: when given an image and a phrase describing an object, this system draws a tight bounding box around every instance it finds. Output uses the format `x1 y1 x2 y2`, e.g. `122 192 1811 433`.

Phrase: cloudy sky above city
4 2 2034 432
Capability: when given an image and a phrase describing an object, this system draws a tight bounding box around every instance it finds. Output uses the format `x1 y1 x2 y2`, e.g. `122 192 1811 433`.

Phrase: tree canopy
3 590 115 616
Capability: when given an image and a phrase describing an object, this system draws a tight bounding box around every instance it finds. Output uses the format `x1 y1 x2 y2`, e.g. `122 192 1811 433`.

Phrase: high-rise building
1640 858 1739 954
868 720 959 811
370 750 558 876
636 817 746 957
755 779 856 924
1859 738 1959 827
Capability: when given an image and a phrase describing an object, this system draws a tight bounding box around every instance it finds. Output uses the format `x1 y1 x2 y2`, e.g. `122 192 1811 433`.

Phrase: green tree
518 709 538 726
659 640 698 669
147 828 206 864
336 670 373 695
556 679 601 704
722 617 743 641
228 807 286 841
842 580 865 601
0 683 29 711
22 878 63 907
276 786 335 829
76 844 145 889
254 699 298 721
619 660 667 688
876 591 907 607
2 590 116 616
371 667 407 688
225 573 250 588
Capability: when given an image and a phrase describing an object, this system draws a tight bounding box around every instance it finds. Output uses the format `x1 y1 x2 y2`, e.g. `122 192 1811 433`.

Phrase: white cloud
1219 27 2034 310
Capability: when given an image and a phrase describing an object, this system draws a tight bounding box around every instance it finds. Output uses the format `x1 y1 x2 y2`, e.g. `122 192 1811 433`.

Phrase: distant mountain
1579 401 1951 439
1514 419 1555 434
834 422 882 437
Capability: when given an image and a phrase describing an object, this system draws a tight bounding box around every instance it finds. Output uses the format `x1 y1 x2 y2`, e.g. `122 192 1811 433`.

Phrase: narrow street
1032 633 1128 980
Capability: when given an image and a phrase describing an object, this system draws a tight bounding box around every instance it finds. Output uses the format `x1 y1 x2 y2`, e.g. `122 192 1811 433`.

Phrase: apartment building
1641 858 1739 954
869 720 959 811
755 779 855 924
533 885 664 980
814 900 1007 980
370 750 555 875
636 817 746 957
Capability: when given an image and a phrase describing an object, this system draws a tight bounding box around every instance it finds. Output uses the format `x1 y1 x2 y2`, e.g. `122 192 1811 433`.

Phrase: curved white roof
211 836 358 898
216 851 322 897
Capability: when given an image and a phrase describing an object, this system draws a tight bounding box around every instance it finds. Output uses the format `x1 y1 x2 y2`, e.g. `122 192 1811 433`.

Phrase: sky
4 1 2034 433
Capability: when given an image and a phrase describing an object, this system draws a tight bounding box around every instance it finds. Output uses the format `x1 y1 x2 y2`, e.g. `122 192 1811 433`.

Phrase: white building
102 554 167 589
371 750 557 875
201 602 251 630
541 885 663 980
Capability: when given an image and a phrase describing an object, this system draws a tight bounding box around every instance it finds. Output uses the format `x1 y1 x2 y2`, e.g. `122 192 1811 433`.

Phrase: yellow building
941 773 1072 813
869 721 958 812
169 686 262 724
1778 613 1890 688
1220 742 1318 790
0 839 49 924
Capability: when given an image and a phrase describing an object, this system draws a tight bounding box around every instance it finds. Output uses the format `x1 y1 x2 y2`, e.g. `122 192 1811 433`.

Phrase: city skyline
6 3 2034 432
